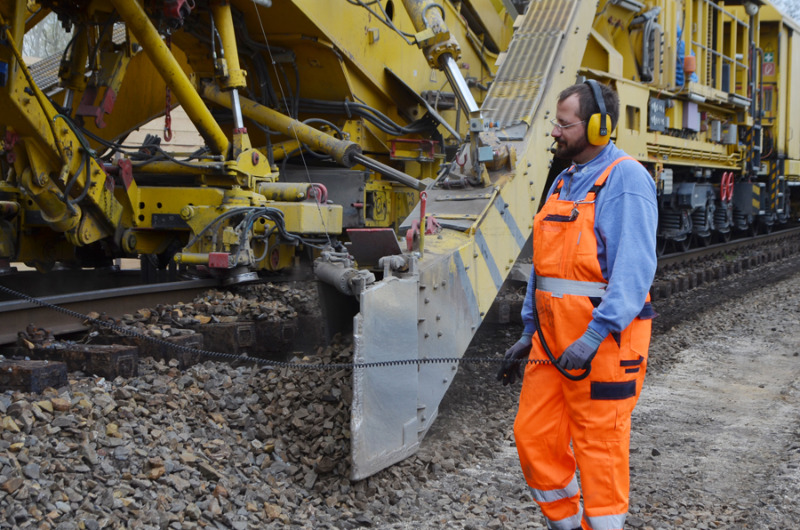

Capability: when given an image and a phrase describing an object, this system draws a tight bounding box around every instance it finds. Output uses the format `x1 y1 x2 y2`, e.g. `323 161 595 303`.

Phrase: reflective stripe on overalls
513 156 652 530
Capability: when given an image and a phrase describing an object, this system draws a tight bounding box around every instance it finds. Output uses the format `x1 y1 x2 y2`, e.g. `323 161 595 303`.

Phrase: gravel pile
0 323 525 529
2 255 800 528
83 283 311 343
0 335 355 528
14 283 312 354
145 283 302 325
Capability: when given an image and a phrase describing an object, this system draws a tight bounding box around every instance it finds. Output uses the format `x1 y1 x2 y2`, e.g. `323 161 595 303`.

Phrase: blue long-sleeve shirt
521 142 658 340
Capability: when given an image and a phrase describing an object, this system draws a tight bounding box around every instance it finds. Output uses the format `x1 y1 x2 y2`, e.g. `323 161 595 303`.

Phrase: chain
0 284 554 371
163 35 173 143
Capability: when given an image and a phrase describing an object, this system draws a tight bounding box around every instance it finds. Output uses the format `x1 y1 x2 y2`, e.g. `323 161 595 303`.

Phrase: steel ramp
350 0 597 480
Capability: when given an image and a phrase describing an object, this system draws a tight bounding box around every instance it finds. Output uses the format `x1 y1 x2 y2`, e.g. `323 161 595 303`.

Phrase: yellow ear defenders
585 79 612 146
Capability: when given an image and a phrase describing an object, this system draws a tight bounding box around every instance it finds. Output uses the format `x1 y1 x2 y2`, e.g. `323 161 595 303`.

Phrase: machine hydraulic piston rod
201 83 360 167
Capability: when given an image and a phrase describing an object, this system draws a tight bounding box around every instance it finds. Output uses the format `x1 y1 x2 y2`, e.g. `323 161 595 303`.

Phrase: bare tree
22 12 73 60
772 0 800 22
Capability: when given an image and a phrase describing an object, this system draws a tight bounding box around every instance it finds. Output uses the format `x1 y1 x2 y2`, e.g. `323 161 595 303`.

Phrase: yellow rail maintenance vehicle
0 0 798 478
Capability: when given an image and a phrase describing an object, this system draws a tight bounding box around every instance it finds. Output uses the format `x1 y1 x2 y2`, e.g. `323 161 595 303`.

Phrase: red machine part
3 130 17 164
405 191 439 251
389 138 438 162
208 252 230 269
310 183 328 204
720 172 734 202
163 0 195 26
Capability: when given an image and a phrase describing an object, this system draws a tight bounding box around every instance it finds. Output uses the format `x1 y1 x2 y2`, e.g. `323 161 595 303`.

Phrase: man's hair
558 82 620 130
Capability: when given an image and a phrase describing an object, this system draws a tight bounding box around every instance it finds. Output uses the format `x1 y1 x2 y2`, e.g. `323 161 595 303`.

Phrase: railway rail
651 225 800 300
0 275 217 346
1 227 800 351
656 225 800 269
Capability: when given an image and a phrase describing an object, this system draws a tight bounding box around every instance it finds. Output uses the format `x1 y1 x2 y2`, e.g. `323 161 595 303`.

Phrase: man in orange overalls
497 81 658 530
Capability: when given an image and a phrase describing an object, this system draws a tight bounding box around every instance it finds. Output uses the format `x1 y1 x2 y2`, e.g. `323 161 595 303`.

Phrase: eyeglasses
550 119 586 131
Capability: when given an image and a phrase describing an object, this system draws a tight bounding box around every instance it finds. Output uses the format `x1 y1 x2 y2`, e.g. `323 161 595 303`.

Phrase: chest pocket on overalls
564 200 599 280
535 204 576 277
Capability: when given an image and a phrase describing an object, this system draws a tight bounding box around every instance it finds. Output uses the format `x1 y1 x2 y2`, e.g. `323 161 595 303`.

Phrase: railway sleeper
649 247 799 302
0 317 307 392
0 360 68 394
85 318 303 361
87 332 205 370
1 344 138 380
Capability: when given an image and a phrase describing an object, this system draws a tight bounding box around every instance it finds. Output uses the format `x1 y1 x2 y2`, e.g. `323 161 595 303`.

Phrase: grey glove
496 334 532 386
557 328 604 370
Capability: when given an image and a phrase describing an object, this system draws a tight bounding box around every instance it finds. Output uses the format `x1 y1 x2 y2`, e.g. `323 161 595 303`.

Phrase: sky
772 0 800 20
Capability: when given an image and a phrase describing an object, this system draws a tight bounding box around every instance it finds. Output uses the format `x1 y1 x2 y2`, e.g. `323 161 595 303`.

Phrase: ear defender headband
585 79 612 146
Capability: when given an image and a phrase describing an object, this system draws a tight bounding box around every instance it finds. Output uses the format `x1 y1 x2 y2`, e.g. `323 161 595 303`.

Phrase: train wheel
716 230 732 243
674 238 691 253
694 233 712 247
656 237 668 256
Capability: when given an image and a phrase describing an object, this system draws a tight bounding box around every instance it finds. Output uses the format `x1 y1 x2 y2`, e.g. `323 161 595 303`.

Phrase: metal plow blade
350 249 481 480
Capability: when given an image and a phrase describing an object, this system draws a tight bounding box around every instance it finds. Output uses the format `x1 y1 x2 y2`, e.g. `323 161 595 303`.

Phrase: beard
554 135 590 160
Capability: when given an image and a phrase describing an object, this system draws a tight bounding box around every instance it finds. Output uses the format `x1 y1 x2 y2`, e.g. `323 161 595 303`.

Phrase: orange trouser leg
564 356 648 530
514 363 582 530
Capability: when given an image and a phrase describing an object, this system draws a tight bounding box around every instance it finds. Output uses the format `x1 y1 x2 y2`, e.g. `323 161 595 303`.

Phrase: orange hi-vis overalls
514 157 652 530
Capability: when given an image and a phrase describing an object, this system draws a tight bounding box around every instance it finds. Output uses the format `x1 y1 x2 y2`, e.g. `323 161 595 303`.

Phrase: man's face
551 94 590 160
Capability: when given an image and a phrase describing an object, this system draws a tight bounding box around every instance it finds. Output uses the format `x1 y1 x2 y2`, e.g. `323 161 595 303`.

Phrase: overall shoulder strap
585 156 636 201
550 165 576 199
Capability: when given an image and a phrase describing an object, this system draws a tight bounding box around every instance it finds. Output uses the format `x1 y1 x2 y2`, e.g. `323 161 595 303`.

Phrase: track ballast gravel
1 255 800 529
